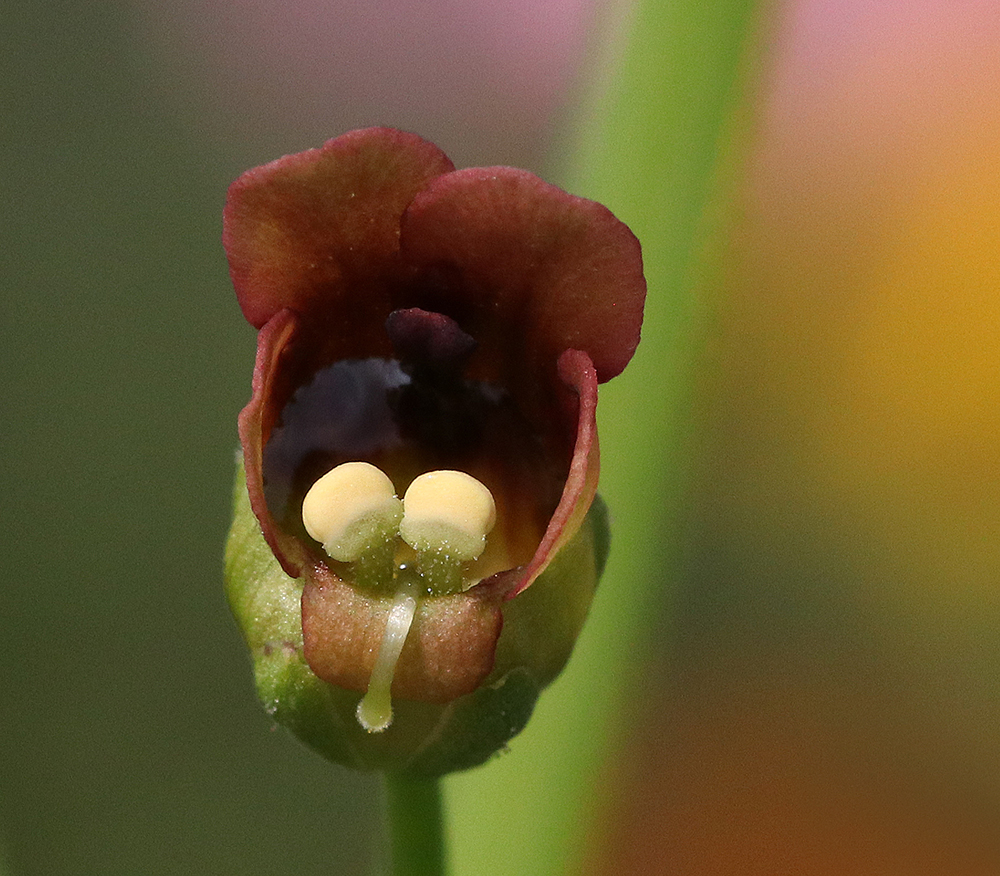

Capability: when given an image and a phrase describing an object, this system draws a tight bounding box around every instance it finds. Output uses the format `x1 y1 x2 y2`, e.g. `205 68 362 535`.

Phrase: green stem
382 774 446 876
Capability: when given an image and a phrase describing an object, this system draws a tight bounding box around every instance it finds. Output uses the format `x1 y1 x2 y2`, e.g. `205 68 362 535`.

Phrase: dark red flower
224 127 644 752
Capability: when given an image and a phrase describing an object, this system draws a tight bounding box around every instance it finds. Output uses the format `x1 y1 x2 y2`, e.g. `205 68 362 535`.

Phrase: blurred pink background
139 0 602 170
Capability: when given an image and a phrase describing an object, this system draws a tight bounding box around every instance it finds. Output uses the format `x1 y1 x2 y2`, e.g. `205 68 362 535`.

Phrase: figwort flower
224 127 644 775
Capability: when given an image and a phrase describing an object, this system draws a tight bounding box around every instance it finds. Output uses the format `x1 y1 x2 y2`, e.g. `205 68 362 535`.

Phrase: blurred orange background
586 1 1000 872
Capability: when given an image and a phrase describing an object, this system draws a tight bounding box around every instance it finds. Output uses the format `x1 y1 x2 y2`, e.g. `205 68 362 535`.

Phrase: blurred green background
5 0 626 871
6 0 1000 874
3 2 382 872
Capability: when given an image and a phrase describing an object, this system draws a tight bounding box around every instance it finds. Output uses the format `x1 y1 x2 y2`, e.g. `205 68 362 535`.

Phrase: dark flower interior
262 307 562 591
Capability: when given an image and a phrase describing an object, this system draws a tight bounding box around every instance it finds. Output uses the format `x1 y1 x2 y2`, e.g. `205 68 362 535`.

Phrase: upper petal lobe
399 166 646 385
224 127 455 330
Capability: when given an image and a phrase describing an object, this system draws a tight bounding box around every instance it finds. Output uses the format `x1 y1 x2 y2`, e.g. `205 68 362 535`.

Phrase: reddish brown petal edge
237 308 310 579
505 348 600 599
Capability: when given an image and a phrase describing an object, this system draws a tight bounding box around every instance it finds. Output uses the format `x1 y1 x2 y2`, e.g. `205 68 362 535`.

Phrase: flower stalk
383 775 446 876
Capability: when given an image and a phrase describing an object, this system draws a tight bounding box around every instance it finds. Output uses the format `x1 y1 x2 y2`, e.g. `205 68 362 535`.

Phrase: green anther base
342 531 400 591
413 549 466 595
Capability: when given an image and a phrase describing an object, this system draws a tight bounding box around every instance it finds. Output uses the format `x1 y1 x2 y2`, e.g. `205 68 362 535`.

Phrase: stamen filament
356 580 419 733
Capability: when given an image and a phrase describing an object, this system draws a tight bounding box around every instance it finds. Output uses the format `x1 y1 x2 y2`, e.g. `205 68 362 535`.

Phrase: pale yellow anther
399 470 497 562
301 462 403 562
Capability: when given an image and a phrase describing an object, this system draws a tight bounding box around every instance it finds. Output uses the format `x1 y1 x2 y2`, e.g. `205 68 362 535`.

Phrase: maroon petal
224 127 454 330
237 307 313 578
399 167 645 384
507 348 600 598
